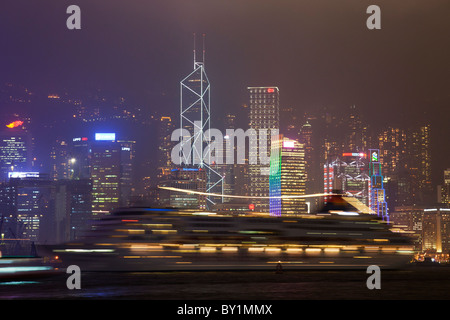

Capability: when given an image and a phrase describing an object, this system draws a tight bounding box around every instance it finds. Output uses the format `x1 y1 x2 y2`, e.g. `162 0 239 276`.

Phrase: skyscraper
299 121 315 191
90 133 135 215
377 126 409 209
407 124 433 204
5 174 54 242
369 149 388 219
50 136 91 181
157 116 175 181
0 118 33 180
217 112 250 202
50 139 70 180
347 105 363 153
269 135 306 216
158 167 206 209
70 136 91 180
378 127 407 178
438 168 450 205
52 178 92 243
177 34 223 208
248 86 280 212
118 139 135 207
280 107 299 141
323 152 371 208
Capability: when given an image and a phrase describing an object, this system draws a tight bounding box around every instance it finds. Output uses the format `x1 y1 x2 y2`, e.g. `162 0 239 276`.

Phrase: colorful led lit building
269 135 307 216
368 149 388 220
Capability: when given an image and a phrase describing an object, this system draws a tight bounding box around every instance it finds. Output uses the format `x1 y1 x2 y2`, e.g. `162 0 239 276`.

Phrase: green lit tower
369 149 388 220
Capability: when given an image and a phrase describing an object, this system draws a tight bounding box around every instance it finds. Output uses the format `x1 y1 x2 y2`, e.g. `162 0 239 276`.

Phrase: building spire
202 33 206 68
193 33 206 68
193 33 196 69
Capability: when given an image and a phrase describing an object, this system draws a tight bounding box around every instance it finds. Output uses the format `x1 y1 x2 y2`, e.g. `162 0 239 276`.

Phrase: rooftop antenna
202 33 206 68
193 32 196 69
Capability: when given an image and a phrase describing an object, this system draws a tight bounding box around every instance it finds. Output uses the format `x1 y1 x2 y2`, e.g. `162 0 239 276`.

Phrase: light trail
158 186 337 199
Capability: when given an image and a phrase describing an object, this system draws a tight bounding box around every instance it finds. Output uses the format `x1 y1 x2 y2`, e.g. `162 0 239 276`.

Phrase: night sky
1 0 449 184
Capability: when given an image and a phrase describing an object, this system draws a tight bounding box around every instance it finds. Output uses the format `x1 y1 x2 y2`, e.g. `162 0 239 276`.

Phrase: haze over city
1 1 449 185
0 0 450 302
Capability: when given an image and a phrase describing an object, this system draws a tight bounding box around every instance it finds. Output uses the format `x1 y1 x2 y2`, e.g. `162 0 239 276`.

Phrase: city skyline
1 0 450 301
0 1 448 214
1 1 449 187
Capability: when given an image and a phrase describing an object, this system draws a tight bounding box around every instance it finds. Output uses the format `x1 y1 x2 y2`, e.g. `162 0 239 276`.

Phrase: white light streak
158 186 334 199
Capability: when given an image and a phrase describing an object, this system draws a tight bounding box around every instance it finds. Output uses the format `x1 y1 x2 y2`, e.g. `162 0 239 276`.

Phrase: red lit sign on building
82 137 88 141
342 152 366 158
267 88 275 93
6 120 23 129
249 204 255 210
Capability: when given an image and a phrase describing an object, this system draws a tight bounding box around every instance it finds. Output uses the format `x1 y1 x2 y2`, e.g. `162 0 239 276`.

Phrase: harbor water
1 264 449 300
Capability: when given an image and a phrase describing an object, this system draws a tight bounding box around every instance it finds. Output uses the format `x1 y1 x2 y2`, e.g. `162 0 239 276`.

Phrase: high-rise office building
53 179 92 243
0 174 92 245
324 152 371 208
378 127 407 178
368 149 388 219
50 139 69 180
390 206 450 254
156 116 175 181
50 136 90 181
299 121 314 190
438 168 450 205
158 167 206 209
70 136 91 180
248 86 280 212
178 35 223 207
407 124 433 204
280 107 299 141
2 174 54 243
118 139 135 207
0 119 33 180
377 127 409 209
269 135 306 216
217 113 250 202
90 133 135 215
347 105 364 153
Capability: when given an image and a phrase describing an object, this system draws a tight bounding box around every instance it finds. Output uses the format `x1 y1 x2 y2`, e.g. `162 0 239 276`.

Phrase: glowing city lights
282 140 295 148
95 133 116 141
5 120 23 129
158 186 333 199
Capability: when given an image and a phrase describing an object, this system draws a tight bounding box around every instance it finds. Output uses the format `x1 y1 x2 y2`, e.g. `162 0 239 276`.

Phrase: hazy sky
1 0 449 180
2 1 449 112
